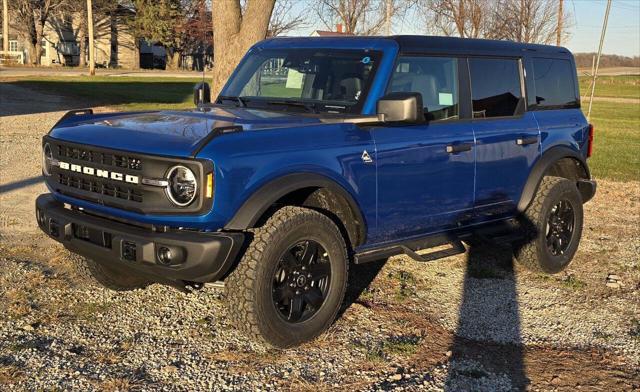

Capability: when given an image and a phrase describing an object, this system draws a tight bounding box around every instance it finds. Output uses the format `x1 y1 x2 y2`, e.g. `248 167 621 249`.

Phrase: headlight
42 143 53 176
165 165 198 206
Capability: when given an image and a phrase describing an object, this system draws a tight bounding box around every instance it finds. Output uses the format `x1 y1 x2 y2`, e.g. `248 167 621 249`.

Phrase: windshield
219 49 381 114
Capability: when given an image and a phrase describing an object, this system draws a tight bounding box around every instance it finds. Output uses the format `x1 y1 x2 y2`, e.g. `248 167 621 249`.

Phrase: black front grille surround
43 136 213 215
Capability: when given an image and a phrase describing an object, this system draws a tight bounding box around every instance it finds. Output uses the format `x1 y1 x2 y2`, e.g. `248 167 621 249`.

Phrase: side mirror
194 82 211 106
377 92 424 123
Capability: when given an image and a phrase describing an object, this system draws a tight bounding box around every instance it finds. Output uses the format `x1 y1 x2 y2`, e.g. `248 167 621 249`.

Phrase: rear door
370 55 475 244
468 57 540 219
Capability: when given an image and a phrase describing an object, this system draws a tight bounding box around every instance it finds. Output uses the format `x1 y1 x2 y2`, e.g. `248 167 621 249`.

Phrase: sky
290 0 640 57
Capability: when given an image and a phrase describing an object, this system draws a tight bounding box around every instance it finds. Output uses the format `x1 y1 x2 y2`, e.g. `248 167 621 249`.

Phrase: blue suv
36 36 596 347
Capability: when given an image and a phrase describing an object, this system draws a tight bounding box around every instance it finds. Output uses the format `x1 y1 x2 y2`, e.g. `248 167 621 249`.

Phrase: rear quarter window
532 58 579 109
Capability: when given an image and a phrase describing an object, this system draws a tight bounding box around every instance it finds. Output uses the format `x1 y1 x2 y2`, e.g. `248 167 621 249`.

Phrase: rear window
532 58 578 109
469 58 523 118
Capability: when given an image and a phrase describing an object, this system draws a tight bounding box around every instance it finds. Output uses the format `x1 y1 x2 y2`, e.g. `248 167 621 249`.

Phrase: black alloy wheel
545 199 575 256
272 240 331 323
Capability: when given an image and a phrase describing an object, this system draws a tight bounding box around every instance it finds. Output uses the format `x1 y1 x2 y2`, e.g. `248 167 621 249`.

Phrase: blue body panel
45 36 591 252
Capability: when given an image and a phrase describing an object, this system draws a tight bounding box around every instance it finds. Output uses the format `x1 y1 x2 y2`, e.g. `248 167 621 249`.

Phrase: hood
48 107 327 157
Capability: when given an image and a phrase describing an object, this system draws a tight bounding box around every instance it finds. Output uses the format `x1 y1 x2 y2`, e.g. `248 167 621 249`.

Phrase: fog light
157 246 173 265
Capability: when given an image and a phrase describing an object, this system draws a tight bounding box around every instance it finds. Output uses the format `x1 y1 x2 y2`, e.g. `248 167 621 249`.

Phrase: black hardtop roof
391 35 572 57
266 34 573 58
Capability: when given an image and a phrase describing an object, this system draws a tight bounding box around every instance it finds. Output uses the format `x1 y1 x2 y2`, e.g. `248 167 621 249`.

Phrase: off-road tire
68 253 150 291
225 206 349 348
514 176 584 274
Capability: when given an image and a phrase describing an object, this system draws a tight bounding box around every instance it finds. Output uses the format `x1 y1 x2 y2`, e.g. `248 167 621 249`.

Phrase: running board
354 235 466 264
399 240 466 262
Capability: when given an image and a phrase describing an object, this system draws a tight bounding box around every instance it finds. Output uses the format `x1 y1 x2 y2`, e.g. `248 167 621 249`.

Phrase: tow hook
184 281 204 292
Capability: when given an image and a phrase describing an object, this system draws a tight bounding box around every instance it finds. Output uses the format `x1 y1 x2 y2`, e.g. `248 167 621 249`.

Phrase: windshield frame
218 48 383 114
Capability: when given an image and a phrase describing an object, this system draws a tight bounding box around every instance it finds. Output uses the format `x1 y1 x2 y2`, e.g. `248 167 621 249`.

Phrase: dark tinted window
533 58 578 109
469 58 522 118
387 56 459 121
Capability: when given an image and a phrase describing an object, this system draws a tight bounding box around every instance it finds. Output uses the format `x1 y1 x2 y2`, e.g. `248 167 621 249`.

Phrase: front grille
45 136 212 215
57 145 142 171
58 173 143 202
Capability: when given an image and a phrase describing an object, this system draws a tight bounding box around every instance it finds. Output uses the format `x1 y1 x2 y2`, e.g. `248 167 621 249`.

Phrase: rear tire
514 176 583 274
68 253 150 291
225 206 349 348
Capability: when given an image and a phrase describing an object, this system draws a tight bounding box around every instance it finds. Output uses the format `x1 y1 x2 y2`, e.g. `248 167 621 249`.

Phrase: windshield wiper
266 100 318 113
217 95 248 108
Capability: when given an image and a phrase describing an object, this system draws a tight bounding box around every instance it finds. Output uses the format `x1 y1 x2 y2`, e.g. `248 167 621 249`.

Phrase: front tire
225 206 349 348
514 176 584 274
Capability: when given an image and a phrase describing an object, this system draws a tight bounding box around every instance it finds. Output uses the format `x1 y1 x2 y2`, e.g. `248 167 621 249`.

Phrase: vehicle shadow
444 215 537 390
339 258 387 317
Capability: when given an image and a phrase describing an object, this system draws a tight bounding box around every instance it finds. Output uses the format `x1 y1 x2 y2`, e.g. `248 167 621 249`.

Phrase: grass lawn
579 75 640 99
6 76 203 111
585 101 640 181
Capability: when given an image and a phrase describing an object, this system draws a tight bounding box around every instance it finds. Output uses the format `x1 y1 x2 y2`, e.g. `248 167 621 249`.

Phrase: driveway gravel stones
0 103 638 390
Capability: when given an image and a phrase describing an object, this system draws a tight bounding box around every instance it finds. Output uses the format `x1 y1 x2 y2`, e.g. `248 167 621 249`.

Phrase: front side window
469 58 523 118
387 56 459 121
220 49 380 114
532 58 578 109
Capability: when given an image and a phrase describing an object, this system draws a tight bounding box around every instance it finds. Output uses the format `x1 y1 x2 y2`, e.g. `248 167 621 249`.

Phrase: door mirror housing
194 82 211 106
377 92 424 123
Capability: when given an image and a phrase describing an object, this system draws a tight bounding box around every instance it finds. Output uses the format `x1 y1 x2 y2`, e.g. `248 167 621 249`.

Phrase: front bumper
36 194 245 286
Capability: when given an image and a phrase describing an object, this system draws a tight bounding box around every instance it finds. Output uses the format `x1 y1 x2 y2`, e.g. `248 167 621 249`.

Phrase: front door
369 55 475 244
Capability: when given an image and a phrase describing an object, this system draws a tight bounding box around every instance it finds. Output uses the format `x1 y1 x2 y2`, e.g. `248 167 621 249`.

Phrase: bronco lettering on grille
58 161 140 184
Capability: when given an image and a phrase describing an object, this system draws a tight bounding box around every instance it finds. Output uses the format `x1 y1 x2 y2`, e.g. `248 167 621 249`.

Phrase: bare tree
421 0 494 38
268 0 306 37
314 0 410 35
496 0 571 45
211 0 275 97
420 0 571 44
12 0 67 65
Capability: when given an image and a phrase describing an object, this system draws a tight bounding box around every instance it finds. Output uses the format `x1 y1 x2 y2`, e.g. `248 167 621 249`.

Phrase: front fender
224 172 367 239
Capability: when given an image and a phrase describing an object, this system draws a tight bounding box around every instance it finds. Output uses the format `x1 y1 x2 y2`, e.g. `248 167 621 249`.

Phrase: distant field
585 101 640 181
579 75 640 99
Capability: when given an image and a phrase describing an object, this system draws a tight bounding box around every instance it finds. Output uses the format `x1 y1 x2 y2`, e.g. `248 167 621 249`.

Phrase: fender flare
224 173 367 244
517 146 590 212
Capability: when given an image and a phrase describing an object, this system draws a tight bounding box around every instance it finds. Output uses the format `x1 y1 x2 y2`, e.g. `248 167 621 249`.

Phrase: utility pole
556 0 563 46
87 0 95 76
2 0 8 57
587 0 612 121
385 0 392 36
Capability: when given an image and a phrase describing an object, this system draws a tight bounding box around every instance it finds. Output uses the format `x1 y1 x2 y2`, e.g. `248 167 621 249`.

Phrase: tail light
587 124 594 158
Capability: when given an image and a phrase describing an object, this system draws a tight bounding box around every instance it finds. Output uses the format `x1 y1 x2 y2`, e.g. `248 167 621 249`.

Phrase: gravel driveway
0 94 638 391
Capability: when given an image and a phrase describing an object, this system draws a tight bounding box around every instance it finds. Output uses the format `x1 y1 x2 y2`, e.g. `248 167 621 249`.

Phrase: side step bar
354 235 466 264
399 240 466 262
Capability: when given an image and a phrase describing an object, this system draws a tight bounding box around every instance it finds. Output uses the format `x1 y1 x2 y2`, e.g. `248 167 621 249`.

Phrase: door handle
516 136 538 146
446 143 473 154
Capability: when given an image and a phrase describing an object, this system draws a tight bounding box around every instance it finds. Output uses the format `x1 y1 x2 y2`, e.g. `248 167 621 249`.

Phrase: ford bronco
36 36 596 348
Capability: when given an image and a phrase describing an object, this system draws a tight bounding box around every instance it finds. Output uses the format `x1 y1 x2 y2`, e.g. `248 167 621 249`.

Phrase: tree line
1 0 616 95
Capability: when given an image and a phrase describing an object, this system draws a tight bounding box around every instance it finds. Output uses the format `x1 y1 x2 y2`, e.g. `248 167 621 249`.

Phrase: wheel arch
224 173 367 248
518 146 591 212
